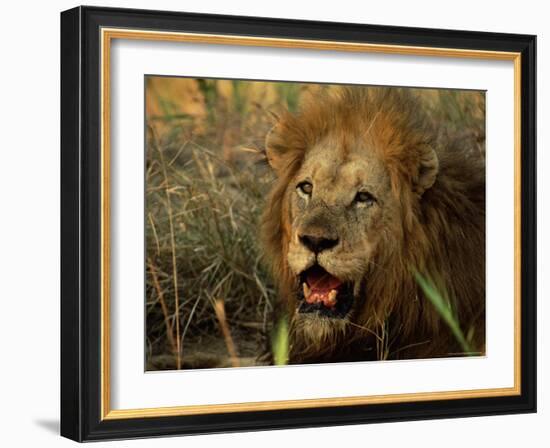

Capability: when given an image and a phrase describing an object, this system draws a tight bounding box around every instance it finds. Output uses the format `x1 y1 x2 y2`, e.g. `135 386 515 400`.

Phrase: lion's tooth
303 282 311 298
306 292 317 304
324 289 338 308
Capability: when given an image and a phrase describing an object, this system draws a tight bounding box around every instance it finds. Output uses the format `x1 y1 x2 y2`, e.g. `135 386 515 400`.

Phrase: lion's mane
261 87 485 363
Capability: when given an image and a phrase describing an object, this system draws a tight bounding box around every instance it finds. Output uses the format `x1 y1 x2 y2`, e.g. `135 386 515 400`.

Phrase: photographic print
145 77 486 371
61 7 536 440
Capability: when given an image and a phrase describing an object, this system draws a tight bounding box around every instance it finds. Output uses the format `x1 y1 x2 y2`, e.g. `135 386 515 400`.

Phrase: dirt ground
146 326 270 370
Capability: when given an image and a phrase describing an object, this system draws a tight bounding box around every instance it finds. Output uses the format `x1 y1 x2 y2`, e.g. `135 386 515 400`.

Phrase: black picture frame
61 5 536 442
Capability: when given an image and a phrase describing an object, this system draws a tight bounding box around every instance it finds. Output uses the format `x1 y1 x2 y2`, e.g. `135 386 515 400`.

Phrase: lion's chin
295 264 355 319
292 312 350 350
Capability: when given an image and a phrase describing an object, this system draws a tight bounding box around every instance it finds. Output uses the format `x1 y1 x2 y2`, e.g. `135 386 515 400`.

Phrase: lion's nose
299 234 339 253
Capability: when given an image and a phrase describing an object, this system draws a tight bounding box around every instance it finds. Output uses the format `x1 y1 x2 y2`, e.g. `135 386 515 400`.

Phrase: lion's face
262 88 441 349
286 135 396 327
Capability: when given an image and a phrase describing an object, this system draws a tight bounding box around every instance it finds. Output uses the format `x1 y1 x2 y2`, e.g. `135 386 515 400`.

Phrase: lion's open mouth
297 265 354 318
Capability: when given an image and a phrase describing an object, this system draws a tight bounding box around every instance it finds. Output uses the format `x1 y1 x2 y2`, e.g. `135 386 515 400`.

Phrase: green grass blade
272 317 289 365
413 272 475 355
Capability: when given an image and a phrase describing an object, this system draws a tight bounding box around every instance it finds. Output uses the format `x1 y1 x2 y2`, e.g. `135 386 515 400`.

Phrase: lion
261 86 485 364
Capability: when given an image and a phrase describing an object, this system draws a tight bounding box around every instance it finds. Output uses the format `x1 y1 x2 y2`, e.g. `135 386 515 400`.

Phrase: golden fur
261 86 485 363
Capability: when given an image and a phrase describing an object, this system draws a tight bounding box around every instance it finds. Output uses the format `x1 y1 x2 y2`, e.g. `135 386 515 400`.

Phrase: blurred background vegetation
145 76 485 371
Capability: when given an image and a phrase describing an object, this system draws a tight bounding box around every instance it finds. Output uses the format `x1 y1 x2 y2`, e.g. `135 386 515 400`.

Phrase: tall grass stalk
156 139 182 370
147 258 177 359
213 299 240 368
272 317 289 366
413 272 475 355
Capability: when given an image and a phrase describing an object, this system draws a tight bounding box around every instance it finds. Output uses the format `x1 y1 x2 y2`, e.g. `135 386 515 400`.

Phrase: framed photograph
60 6 536 441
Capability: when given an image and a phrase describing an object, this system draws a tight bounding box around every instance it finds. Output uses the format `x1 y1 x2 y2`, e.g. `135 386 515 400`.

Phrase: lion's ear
415 145 439 194
265 124 289 175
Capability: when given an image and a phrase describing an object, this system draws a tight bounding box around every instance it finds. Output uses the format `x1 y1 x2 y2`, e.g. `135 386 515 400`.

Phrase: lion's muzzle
298 265 354 318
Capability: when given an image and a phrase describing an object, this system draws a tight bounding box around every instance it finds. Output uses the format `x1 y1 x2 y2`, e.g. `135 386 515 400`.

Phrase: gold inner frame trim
100 27 522 420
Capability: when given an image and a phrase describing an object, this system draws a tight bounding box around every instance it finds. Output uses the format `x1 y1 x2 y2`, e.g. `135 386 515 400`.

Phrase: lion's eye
355 191 376 207
297 181 313 196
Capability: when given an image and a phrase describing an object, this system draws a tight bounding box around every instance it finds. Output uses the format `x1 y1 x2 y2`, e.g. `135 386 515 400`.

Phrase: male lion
261 86 485 364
